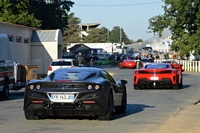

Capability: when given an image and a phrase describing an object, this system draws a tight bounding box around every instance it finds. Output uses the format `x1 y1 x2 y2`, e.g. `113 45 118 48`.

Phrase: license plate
51 94 74 101
150 76 158 80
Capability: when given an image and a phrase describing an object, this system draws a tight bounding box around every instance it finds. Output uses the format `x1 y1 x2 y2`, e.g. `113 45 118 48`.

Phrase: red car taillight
48 66 52 71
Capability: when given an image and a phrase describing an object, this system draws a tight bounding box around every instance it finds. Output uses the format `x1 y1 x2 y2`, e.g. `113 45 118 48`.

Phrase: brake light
48 66 52 71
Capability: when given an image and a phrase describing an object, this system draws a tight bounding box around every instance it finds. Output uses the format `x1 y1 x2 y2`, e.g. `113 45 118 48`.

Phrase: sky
69 0 165 42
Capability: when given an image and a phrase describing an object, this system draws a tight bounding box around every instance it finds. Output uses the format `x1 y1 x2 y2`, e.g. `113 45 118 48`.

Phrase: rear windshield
145 64 169 69
51 61 72 66
52 70 96 80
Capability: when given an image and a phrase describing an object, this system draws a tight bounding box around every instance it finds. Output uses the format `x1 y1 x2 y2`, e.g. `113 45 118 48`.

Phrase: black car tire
118 88 127 113
24 111 40 120
172 82 179 90
179 76 183 89
98 93 113 120
134 85 140 90
0 82 9 99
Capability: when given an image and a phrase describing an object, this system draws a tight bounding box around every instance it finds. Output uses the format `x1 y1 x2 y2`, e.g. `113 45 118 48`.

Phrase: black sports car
23 67 128 120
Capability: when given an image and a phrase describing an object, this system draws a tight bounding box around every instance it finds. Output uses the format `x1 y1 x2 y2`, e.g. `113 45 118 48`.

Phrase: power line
74 1 163 7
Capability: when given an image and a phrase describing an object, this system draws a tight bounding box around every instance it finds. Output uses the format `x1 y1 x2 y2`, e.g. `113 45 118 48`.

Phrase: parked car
138 58 154 68
119 59 137 69
95 58 111 65
23 67 128 120
0 34 15 99
133 63 183 90
47 58 78 75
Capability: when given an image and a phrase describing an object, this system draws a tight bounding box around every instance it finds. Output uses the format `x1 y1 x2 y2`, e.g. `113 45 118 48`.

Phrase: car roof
52 58 74 61
53 67 103 72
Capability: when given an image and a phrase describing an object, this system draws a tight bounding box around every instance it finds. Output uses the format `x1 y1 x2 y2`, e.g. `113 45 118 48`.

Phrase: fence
153 59 200 72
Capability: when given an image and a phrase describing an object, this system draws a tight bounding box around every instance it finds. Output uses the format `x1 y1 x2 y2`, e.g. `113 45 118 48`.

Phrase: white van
0 34 15 99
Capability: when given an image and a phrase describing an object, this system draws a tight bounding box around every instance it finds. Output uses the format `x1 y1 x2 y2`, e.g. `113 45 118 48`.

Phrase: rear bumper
135 78 174 88
23 91 109 117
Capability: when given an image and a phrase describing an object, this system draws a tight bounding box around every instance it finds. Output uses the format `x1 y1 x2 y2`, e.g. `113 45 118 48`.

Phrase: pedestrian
76 52 85 67
89 54 94 67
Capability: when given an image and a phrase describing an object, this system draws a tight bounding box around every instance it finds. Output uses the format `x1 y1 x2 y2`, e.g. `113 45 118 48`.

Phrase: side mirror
182 69 184 72
121 80 128 85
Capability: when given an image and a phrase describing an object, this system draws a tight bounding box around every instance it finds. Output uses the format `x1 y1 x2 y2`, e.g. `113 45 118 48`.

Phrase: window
101 70 116 84
16 36 22 42
8 35 13 42
24 38 29 43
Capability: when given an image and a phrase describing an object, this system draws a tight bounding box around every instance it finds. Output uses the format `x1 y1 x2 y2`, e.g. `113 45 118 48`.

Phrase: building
80 23 101 38
0 22 62 75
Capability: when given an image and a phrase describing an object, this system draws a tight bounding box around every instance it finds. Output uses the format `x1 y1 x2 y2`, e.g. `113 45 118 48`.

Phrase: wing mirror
121 80 128 85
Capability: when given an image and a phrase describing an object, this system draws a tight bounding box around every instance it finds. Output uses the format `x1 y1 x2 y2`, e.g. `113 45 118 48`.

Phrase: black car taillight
28 84 42 90
86 84 101 90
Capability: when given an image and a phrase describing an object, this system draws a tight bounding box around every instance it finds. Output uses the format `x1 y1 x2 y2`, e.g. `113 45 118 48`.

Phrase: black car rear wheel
98 93 113 120
24 111 40 120
0 83 9 100
179 76 183 89
172 82 179 90
134 85 140 90
118 88 127 113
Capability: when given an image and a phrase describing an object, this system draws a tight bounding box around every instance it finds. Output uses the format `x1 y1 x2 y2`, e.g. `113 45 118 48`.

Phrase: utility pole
107 29 109 43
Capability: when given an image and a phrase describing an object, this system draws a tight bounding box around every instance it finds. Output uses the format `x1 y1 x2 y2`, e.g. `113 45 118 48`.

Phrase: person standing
76 52 85 67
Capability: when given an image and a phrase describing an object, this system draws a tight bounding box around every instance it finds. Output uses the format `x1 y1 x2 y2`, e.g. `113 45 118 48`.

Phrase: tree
29 0 74 31
109 26 131 44
82 27 107 43
148 0 200 56
0 0 74 31
63 12 81 46
136 39 143 42
0 0 41 27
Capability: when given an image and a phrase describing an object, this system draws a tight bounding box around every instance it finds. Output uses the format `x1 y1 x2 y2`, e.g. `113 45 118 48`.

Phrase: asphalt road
0 65 200 133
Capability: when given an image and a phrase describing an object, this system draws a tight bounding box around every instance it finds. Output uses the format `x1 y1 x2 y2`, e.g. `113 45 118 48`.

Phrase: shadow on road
0 89 24 102
113 104 155 120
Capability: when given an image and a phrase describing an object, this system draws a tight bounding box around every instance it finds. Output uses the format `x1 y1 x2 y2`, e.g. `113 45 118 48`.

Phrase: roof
52 58 75 61
80 23 101 27
31 30 58 42
0 21 40 30
69 44 91 53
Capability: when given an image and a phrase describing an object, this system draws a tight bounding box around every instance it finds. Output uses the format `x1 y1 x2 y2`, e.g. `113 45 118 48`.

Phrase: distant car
162 60 184 74
119 59 137 69
95 58 111 65
23 67 128 120
138 58 154 68
133 63 183 90
47 59 78 75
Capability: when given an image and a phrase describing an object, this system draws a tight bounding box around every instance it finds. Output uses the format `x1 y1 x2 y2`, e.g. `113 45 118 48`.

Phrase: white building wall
0 24 33 64
0 23 62 75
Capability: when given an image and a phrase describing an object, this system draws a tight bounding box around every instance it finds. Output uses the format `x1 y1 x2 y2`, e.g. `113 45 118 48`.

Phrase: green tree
29 0 74 31
0 0 74 31
148 0 200 56
136 39 143 42
109 26 131 44
82 27 107 43
0 0 41 27
63 12 81 47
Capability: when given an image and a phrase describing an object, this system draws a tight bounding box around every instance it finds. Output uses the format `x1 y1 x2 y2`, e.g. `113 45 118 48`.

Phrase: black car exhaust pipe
43 102 51 109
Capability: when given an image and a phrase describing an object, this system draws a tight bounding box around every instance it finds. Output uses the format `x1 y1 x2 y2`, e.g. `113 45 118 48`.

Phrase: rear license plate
150 76 158 80
51 94 74 102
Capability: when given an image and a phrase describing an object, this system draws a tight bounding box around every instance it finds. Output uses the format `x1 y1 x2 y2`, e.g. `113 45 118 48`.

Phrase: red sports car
119 59 137 69
162 60 184 74
133 63 183 90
